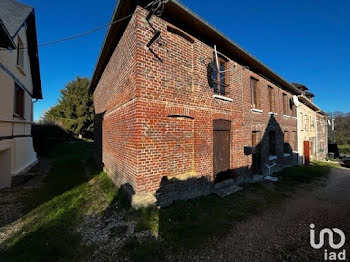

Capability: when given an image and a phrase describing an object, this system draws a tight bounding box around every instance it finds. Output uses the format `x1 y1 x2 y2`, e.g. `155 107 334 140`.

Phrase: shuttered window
15 84 24 118
250 77 259 109
17 37 24 69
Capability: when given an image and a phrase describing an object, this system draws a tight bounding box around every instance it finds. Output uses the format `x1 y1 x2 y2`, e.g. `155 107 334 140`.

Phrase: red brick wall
94 13 141 189
94 6 299 198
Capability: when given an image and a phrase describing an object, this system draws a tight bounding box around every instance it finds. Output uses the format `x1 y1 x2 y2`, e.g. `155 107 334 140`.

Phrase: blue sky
21 0 350 120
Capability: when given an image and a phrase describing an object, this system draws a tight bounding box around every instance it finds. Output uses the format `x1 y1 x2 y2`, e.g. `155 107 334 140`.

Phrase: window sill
283 115 290 118
251 108 263 113
292 117 297 120
13 114 25 120
283 153 291 157
269 112 278 116
16 65 26 76
268 155 277 161
213 94 233 102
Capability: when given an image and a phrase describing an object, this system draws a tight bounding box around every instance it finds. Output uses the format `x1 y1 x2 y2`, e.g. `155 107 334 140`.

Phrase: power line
0 0 165 51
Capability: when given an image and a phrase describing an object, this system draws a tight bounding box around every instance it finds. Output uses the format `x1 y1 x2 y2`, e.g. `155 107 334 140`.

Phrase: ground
0 141 349 262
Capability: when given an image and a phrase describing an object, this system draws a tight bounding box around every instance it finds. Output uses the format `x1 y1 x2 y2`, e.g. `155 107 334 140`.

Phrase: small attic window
17 37 24 69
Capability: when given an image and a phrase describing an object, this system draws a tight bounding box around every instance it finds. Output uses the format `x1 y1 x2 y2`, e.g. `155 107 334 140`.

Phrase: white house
0 0 42 188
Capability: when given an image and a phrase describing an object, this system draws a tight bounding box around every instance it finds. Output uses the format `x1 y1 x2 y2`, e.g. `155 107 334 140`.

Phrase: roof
0 19 15 48
0 0 42 99
90 0 302 96
0 0 32 38
305 91 315 98
291 82 308 91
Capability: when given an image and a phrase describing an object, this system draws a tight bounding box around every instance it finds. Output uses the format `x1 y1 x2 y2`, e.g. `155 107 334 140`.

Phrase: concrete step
214 184 242 198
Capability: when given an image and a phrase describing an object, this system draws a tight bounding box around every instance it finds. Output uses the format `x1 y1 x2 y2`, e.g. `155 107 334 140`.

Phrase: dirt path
0 158 50 228
169 167 350 262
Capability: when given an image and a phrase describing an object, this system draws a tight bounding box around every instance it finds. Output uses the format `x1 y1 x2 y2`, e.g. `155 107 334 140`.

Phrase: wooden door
304 140 310 165
213 120 231 177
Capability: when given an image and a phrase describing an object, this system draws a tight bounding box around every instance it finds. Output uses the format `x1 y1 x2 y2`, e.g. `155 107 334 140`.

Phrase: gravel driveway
168 167 350 262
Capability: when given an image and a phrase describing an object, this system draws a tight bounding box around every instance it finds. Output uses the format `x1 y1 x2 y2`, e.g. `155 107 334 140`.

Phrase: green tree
44 77 94 138
328 111 350 145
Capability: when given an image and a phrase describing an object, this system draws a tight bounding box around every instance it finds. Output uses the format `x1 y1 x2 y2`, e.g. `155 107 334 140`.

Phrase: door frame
213 119 231 178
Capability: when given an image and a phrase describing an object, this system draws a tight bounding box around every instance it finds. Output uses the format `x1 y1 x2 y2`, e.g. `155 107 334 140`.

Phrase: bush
32 123 75 156
338 145 350 156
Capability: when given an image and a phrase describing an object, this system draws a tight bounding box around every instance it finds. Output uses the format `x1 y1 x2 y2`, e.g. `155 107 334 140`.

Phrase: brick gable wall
94 6 301 206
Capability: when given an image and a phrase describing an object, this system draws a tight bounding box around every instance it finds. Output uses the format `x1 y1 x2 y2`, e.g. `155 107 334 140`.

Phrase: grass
0 141 335 262
0 141 121 262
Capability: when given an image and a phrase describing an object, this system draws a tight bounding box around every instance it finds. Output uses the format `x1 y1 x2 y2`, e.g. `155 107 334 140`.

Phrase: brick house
91 0 323 207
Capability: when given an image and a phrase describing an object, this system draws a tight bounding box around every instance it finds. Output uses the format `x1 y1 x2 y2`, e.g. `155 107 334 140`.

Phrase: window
300 113 304 131
252 131 260 147
291 100 296 117
282 93 288 115
293 131 297 151
17 37 24 69
305 116 309 131
15 84 24 118
284 131 290 153
250 77 259 108
268 86 275 112
212 57 227 95
269 131 276 156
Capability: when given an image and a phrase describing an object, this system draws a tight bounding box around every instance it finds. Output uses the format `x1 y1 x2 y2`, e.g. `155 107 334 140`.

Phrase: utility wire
0 0 164 51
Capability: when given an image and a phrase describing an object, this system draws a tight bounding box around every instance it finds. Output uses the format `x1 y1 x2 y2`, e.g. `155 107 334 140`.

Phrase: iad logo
310 224 346 260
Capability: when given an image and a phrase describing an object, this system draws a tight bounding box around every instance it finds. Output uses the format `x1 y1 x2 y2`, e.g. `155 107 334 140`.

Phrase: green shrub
31 123 75 156
338 145 350 155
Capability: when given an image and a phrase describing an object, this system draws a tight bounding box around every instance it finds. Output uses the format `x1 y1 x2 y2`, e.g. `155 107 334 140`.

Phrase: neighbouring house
292 83 328 164
0 0 42 189
91 0 326 207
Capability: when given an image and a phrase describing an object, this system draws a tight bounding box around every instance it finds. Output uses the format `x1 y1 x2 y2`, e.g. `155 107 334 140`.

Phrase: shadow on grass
20 141 97 214
0 172 126 262
118 164 331 262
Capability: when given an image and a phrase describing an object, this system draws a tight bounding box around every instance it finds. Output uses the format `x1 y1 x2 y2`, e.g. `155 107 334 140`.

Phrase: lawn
0 142 334 262
339 144 350 155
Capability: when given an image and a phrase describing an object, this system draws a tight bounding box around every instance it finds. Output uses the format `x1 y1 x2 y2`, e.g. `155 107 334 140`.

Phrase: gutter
90 0 303 95
297 95 327 116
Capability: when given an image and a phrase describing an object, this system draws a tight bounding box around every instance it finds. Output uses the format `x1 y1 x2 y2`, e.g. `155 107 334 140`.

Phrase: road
170 167 350 262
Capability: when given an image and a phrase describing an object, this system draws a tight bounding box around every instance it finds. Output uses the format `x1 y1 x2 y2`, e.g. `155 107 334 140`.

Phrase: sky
20 0 350 120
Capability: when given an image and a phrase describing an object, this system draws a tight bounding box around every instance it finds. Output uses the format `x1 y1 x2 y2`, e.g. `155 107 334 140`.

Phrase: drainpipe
295 101 300 164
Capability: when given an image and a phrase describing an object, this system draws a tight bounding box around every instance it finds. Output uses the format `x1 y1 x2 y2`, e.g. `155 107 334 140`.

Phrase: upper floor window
282 93 288 115
212 57 227 95
268 86 275 112
291 99 296 117
17 37 24 69
300 112 304 131
15 84 24 118
305 116 309 131
250 77 259 109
